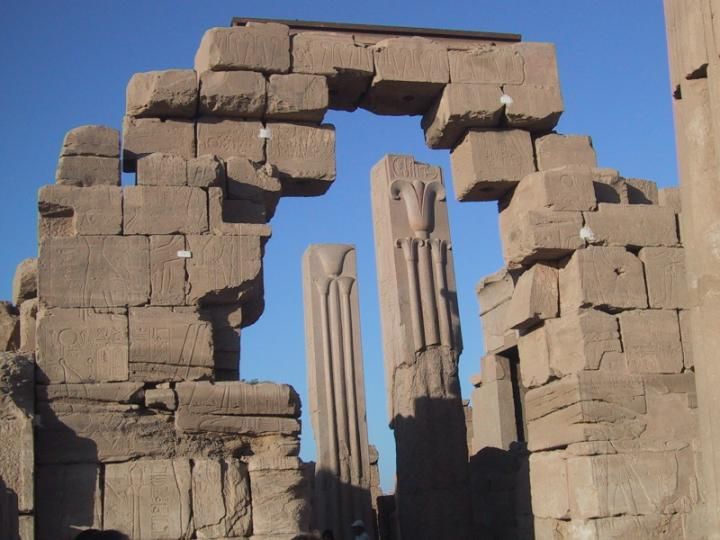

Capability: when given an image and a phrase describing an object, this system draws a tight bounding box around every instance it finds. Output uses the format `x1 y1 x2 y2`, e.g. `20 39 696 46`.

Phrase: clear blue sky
1 1 675 492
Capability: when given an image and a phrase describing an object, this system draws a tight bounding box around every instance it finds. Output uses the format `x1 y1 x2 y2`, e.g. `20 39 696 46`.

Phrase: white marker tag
259 128 271 139
177 250 192 258
579 225 596 242
500 94 514 105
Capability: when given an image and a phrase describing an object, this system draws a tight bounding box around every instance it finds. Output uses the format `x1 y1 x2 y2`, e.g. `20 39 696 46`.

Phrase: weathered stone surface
507 166 598 216
195 24 291 73
12 258 37 305
122 116 196 172
36 381 144 403
192 459 252 538
185 235 264 310
35 400 174 463
500 209 584 267
480 300 514 352
0 302 19 352
209 187 270 232
592 168 628 204
518 324 551 388
471 373 517 451
36 308 128 384
39 185 122 238
658 186 682 213
199 70 266 118
476 268 516 316
534 514 684 540
124 186 208 234
144 388 176 410
619 310 684 374
566 449 698 519
150 235 186 306
126 69 198 118
176 381 300 416
0 353 34 516
55 155 120 187
529 452 569 519
175 410 300 435
61 125 119 158
187 154 225 188
625 178 659 204
38 236 149 307
267 122 336 195
363 37 449 115
422 83 503 149
639 247 688 308
18 298 37 353
583 204 679 248
267 73 329 122
506 264 558 330
104 459 192 539
450 129 535 201
36 464 101 540
291 31 374 111
535 134 597 171
196 117 265 162
136 152 187 186
248 456 311 536
226 157 281 217
679 310 693 369
559 247 648 311
129 307 213 382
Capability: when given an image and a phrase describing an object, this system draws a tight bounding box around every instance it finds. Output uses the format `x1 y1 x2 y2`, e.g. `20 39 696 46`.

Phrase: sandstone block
267 73 329 122
659 186 682 212
506 263 559 329
448 44 525 84
476 268 516 315
35 401 174 463
619 310 684 373
36 381 144 403
625 178 659 204
639 247 688 308
195 24 291 73
480 300 514 352
500 209 584 267
196 117 265 162
136 152 187 185
291 31 374 111
39 185 122 238
0 303 19 352
500 43 564 131
150 235 186 306
559 247 647 311
679 310 693 369
122 116 195 172
535 134 597 171
481 353 511 384
36 308 128 384
422 83 504 149
450 129 535 201
18 298 37 353
56 155 120 187
592 168 628 204
12 258 37 305
144 388 176 410
508 166 597 215
192 459 252 537
36 464 101 540
209 187 272 233
199 70 266 118
124 186 208 234
363 37 449 115
248 456 311 536
61 125 119 158
104 459 192 539
185 235 264 312
0 353 34 515
38 236 150 307
226 157 281 217
470 376 517 452
175 410 300 435
266 122 336 195
126 69 198 118
529 452 569 519
518 325 551 388
583 204 679 248
187 154 226 188
129 307 213 382
176 381 300 416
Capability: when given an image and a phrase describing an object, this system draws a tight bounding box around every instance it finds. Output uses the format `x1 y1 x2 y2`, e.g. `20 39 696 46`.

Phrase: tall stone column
370 154 472 539
664 2 720 536
303 244 374 538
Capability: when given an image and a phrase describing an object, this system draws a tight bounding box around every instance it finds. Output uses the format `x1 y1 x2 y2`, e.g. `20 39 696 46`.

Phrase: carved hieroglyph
302 244 373 537
370 154 472 539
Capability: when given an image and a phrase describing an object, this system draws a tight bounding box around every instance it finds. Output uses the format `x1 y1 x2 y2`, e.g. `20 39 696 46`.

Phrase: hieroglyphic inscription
293 32 374 76
267 122 336 181
196 26 290 73
448 45 525 84
373 37 449 83
150 236 186 305
176 381 300 416
175 410 300 434
104 459 192 540
38 185 122 238
38 236 149 307
36 308 128 384
192 459 252 538
196 118 265 162
124 187 208 235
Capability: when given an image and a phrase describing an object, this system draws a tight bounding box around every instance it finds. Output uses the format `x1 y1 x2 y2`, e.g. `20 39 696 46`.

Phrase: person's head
350 520 366 535
321 530 335 540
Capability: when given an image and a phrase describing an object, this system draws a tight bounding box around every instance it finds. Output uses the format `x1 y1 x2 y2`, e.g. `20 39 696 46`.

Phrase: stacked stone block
469 136 699 537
